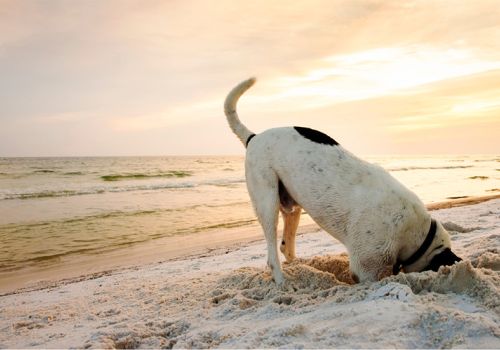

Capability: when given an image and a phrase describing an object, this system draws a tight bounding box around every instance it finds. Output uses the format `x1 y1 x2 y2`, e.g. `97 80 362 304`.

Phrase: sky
1 0 499 156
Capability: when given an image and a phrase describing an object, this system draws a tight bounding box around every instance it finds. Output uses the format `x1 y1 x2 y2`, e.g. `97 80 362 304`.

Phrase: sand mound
220 254 354 293
442 221 481 233
214 253 499 314
384 261 500 313
202 249 499 348
85 250 500 348
88 320 190 349
296 253 356 284
473 251 500 271
211 254 353 312
100 254 499 349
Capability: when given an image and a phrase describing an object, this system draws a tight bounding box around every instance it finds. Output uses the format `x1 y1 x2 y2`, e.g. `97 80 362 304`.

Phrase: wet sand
1 194 499 295
426 193 500 210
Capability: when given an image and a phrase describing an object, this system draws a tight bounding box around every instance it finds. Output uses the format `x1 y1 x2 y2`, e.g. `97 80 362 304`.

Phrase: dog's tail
224 77 256 147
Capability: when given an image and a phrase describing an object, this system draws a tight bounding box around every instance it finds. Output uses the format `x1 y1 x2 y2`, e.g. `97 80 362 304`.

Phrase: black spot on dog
424 248 462 272
294 127 339 146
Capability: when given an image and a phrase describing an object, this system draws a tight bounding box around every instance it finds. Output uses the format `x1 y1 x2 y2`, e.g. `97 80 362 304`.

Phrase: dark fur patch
424 248 462 272
294 127 339 146
246 134 256 147
279 180 297 211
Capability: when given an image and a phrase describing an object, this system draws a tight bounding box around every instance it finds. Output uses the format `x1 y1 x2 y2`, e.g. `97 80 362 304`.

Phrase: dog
224 77 462 285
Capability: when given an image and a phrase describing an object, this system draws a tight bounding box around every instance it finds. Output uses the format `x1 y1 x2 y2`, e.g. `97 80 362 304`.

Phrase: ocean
0 155 498 277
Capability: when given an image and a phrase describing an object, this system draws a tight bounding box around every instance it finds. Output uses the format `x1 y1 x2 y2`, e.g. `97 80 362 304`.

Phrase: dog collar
392 218 437 274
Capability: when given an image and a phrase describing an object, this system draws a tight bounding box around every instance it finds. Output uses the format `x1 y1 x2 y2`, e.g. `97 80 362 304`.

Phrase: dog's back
245 126 426 244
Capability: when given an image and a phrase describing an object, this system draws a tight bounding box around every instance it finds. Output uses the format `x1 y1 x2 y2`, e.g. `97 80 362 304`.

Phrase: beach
2 1 500 348
1 196 499 348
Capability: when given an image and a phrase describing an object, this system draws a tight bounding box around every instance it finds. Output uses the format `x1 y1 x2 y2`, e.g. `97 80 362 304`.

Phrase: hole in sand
218 253 355 299
215 252 499 314
294 253 355 284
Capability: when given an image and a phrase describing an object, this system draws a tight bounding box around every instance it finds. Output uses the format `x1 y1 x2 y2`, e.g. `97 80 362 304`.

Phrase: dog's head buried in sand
224 77 462 285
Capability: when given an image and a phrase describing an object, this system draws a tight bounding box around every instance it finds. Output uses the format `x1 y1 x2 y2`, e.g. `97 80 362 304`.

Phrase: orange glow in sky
0 1 499 156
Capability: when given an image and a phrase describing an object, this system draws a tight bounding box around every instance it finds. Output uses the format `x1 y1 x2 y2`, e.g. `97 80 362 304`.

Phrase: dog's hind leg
280 207 301 262
246 167 284 284
278 180 301 262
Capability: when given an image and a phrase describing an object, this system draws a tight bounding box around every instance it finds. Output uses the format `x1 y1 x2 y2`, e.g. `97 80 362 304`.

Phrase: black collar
393 218 437 275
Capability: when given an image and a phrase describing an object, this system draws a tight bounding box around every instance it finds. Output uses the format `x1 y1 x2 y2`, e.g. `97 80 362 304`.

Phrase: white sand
0 199 499 348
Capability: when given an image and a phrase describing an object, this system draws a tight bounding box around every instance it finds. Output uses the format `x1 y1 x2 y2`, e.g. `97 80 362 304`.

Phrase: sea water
0 155 498 275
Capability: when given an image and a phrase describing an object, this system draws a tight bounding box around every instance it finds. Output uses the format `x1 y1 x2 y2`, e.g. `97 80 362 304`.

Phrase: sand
0 198 499 348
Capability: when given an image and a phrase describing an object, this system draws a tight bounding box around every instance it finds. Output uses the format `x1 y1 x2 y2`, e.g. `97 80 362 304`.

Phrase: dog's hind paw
278 278 299 292
273 274 285 286
270 267 286 285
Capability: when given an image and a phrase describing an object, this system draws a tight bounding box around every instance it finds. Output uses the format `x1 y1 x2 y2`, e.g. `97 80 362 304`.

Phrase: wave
0 210 163 232
0 169 192 180
0 178 246 200
5 190 86 199
0 170 85 178
1 185 183 200
1 202 252 231
387 165 474 171
192 218 257 232
100 171 192 181
468 176 489 180
474 158 500 162
0 244 139 272
32 169 56 174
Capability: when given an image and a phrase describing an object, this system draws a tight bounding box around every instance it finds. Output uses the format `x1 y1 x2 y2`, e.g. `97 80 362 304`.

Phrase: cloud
108 100 221 132
0 0 499 155
252 46 500 111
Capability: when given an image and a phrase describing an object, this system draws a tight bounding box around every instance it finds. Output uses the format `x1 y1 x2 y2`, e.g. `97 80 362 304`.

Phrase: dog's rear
224 78 300 284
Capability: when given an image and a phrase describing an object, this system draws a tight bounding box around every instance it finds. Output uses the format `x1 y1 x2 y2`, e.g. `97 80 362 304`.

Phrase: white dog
224 78 461 284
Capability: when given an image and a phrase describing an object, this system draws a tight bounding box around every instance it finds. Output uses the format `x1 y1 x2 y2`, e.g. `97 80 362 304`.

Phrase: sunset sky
1 0 499 156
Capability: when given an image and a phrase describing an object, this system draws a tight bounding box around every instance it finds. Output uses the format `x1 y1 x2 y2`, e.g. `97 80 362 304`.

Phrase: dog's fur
225 78 461 284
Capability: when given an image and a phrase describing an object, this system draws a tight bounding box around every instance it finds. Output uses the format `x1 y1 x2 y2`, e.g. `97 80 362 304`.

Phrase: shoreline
1 193 499 296
426 193 500 210
0 218 320 295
